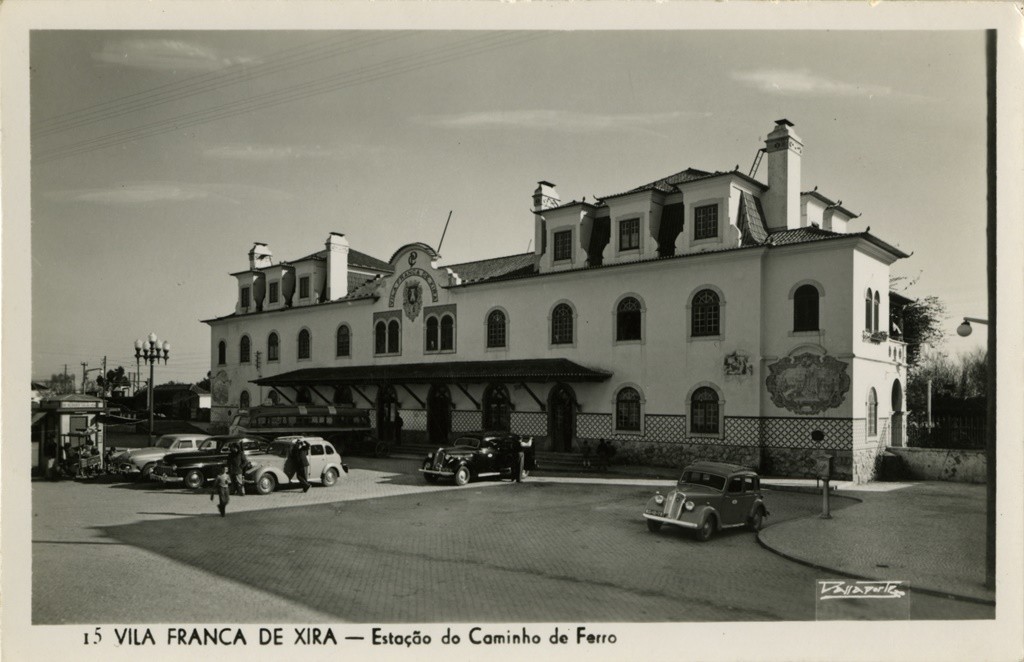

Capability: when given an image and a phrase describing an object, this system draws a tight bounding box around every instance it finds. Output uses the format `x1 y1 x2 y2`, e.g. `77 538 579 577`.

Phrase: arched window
483 383 511 431
616 296 642 341
551 303 574 345
336 325 351 357
873 292 881 333
691 387 720 434
239 390 250 410
375 321 387 355
867 388 878 436
297 329 311 360
387 319 400 354
793 285 820 332
615 387 642 431
865 288 873 331
239 335 251 364
267 332 279 362
296 386 312 405
217 341 226 365
440 315 455 351
268 391 280 405
486 310 507 348
425 316 439 352
691 289 720 337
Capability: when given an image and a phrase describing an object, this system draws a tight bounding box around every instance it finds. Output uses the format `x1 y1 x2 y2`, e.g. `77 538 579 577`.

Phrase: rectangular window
269 282 279 303
240 286 251 309
694 204 719 240
553 230 572 261
619 218 640 251
299 276 310 299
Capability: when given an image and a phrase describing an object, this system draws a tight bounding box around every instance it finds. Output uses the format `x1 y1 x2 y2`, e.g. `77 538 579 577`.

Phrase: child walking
211 466 231 517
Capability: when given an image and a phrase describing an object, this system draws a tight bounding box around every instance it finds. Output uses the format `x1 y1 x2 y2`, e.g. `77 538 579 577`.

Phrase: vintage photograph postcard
3 2 1022 661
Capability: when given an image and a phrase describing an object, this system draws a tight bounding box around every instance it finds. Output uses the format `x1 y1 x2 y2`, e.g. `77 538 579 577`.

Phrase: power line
35 32 545 164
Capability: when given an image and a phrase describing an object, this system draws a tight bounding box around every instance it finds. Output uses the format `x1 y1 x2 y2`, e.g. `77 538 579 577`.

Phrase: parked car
108 433 212 480
244 436 348 495
420 432 535 486
151 435 270 489
642 461 768 542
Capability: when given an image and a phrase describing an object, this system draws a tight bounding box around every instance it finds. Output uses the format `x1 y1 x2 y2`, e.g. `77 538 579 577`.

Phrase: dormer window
694 204 719 240
553 230 572 262
269 282 279 304
299 276 310 299
619 218 640 251
240 286 251 309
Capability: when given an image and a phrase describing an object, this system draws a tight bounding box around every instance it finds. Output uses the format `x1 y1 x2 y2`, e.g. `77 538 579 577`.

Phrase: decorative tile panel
401 409 427 432
760 417 853 450
452 409 482 432
511 412 547 437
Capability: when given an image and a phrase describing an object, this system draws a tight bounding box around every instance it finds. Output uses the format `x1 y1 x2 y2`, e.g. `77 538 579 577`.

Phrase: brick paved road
32 459 993 624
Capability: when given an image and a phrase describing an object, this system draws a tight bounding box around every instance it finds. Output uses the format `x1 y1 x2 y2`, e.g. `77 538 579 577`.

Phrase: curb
756 519 996 607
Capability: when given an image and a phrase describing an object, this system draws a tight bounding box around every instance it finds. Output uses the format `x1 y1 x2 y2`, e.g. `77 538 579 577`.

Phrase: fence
908 415 986 449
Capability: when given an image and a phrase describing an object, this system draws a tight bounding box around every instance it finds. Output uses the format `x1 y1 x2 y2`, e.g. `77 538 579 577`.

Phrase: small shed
31 394 108 476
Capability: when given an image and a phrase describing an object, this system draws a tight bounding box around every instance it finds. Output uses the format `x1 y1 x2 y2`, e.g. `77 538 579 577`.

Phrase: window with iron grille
267 333 279 361
553 230 572 261
241 286 251 309
239 390 250 410
619 217 640 251
336 325 350 357
694 204 718 240
793 284 820 331
551 303 574 344
691 387 720 434
299 276 310 299
616 387 641 431
486 310 507 348
616 296 642 341
297 329 311 360
691 289 720 336
269 282 279 303
239 336 251 364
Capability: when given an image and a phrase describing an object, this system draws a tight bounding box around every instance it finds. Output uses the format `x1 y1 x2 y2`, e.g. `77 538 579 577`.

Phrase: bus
229 405 389 457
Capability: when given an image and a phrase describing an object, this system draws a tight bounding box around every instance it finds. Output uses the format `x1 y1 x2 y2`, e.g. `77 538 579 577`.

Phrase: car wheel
646 519 663 533
749 509 764 531
140 463 156 481
322 468 339 487
183 469 205 490
453 465 471 487
255 473 277 495
375 442 390 458
422 461 438 484
694 515 715 542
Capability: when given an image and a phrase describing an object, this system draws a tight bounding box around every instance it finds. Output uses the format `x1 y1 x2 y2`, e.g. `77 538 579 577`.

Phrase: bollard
820 478 832 519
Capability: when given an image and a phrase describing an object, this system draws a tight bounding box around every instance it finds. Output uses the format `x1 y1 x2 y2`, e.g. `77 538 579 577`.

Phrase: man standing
292 439 311 493
228 442 246 496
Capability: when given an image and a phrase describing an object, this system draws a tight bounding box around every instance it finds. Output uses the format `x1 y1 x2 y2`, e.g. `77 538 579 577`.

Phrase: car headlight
684 501 695 511
653 494 665 505
427 452 434 460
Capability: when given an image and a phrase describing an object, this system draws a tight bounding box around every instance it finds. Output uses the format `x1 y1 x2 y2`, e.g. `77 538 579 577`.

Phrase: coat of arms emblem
403 281 423 320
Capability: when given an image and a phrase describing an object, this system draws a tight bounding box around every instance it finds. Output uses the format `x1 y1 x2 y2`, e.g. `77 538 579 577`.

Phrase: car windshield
199 439 219 450
155 437 176 449
679 471 727 491
454 438 484 449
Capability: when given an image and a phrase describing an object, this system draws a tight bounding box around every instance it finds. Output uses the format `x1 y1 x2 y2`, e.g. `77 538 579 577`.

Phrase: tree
906 349 987 447
47 373 76 394
890 275 948 367
96 366 131 396
196 371 211 391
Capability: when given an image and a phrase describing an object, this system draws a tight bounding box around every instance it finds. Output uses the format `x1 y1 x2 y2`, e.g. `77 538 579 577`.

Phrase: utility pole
81 362 88 394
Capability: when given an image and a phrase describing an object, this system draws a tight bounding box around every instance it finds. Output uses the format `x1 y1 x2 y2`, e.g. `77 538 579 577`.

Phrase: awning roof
253 359 612 387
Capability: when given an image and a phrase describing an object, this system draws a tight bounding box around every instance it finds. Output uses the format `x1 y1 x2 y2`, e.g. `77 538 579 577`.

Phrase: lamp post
956 316 988 338
135 333 170 444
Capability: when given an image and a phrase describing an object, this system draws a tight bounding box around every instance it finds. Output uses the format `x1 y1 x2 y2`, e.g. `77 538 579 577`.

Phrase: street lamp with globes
135 333 170 444
956 316 989 337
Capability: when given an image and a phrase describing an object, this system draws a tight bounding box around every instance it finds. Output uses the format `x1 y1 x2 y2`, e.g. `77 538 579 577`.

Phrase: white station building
204 120 911 482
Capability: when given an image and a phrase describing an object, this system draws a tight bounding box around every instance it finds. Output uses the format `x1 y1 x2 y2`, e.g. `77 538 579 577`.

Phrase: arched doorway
482 383 511 431
548 383 576 452
427 384 452 445
891 379 905 447
376 385 398 443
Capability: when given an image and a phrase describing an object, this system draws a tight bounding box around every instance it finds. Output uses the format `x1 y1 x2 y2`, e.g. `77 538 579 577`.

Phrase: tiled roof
442 253 536 284
290 248 393 273
254 359 613 386
766 226 846 246
601 168 711 200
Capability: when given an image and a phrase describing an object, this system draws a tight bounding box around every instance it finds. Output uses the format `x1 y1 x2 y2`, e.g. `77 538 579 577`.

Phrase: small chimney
763 119 803 231
249 242 272 270
532 181 560 212
325 233 350 301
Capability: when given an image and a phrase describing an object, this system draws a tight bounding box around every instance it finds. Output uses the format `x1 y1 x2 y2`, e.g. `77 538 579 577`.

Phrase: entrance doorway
482 383 511 431
891 379 904 447
427 384 452 444
376 385 398 443
548 383 576 452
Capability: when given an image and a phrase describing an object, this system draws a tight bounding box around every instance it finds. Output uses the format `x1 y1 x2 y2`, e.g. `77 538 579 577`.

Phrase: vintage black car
151 435 270 489
642 461 768 542
420 432 535 486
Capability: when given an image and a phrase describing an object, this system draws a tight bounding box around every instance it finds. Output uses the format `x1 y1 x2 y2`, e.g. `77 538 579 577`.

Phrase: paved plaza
33 457 993 624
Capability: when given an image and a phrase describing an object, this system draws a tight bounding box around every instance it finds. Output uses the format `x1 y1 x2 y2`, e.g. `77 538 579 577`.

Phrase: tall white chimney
533 181 560 257
325 232 350 300
249 242 272 270
763 119 803 231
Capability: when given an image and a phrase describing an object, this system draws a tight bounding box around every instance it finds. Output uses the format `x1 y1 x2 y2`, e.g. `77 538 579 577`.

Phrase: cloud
413 109 710 133
732 69 894 98
46 182 292 206
94 38 259 72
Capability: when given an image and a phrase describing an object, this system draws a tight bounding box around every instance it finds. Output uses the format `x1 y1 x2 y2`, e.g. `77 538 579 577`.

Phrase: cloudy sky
29 29 987 384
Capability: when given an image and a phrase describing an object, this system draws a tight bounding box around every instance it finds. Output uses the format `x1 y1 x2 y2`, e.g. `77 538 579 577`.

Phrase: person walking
227 442 246 496
292 439 311 493
580 439 592 469
211 466 231 517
